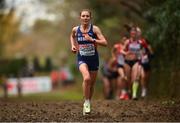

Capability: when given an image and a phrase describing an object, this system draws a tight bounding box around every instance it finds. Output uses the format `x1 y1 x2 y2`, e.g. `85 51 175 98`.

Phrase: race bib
79 44 95 56
141 55 149 63
117 54 125 65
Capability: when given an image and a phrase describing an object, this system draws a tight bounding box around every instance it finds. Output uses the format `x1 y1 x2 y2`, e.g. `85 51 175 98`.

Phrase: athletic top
76 24 98 61
126 39 144 60
139 38 148 50
139 38 150 63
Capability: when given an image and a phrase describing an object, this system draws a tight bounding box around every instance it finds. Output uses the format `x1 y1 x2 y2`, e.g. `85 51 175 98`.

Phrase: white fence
7 76 52 95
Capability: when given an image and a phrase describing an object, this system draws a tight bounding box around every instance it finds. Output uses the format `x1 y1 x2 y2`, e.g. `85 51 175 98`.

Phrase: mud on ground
0 99 180 122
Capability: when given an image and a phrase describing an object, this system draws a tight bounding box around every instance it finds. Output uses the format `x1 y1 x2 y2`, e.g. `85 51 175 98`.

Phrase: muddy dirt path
0 99 180 122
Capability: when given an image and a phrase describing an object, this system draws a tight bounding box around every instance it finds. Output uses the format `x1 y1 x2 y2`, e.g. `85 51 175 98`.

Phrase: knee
141 74 145 79
83 76 91 84
122 76 128 81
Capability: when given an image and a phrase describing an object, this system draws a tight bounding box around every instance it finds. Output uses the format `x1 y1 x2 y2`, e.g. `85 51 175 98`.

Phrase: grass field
0 79 104 101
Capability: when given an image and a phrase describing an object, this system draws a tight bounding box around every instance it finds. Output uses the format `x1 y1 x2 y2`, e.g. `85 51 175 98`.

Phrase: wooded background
0 0 179 98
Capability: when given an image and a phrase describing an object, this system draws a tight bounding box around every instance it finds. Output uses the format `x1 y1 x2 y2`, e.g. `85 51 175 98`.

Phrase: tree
0 8 20 57
144 0 180 97
88 0 147 46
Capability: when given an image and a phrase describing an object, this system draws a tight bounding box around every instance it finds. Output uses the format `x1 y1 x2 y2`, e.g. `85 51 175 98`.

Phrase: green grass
0 76 104 101
0 84 83 101
20 88 83 101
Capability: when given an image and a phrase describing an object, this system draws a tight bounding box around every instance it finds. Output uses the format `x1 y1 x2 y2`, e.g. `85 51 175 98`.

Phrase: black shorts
125 60 138 68
117 64 124 68
141 63 151 71
77 53 99 71
107 71 119 80
101 67 119 80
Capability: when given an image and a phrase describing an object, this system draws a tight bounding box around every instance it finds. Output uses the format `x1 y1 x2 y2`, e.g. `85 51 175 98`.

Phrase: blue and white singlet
76 24 99 71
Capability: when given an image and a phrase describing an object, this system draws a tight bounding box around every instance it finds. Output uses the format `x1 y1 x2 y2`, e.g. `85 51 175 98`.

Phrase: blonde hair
136 27 141 33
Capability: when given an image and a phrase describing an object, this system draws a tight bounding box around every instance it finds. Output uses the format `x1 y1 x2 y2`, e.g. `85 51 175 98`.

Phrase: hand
126 51 133 55
143 55 148 59
83 33 93 42
71 46 77 53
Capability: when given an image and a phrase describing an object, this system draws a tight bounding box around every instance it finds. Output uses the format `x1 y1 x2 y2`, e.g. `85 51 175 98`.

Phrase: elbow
104 42 108 46
105 41 108 46
103 40 108 46
97 39 107 46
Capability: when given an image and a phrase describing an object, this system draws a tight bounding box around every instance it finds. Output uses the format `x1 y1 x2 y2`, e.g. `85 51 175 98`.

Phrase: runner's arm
93 26 108 46
70 27 78 53
122 39 131 55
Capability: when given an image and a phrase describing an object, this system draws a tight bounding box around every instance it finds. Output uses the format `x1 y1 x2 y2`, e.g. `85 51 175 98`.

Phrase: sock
132 81 139 98
121 89 127 94
84 99 90 104
141 88 147 97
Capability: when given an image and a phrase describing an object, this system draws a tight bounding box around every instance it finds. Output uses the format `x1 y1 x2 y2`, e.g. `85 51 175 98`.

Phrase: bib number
141 55 149 63
79 44 95 56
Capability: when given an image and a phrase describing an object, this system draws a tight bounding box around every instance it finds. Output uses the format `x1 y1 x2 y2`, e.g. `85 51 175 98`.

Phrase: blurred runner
114 37 130 100
70 9 107 115
101 57 118 99
136 27 154 98
123 27 144 100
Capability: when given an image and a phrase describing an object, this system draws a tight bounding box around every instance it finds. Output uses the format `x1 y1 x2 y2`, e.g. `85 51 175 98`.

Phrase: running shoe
132 95 138 100
83 102 91 115
119 93 129 100
141 88 147 98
